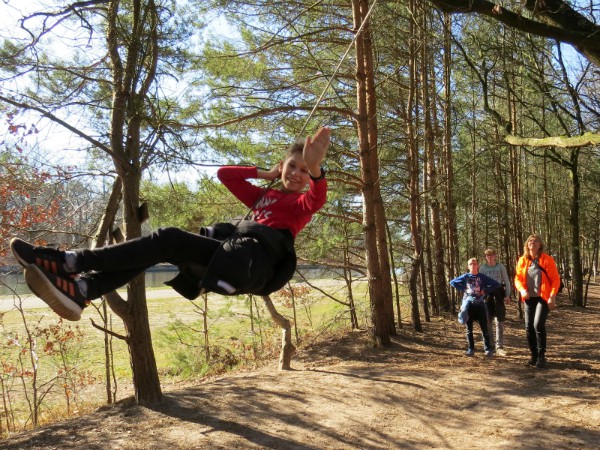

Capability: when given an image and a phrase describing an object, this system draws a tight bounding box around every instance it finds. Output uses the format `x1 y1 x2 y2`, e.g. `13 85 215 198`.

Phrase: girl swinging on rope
10 127 330 321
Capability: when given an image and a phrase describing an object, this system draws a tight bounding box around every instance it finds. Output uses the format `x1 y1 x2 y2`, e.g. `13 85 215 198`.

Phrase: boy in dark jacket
450 258 500 357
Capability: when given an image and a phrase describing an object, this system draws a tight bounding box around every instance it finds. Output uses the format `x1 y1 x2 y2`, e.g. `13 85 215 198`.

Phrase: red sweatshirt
217 166 327 238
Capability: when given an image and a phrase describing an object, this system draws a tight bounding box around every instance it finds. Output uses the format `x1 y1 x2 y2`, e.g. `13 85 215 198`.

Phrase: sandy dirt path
1 288 599 449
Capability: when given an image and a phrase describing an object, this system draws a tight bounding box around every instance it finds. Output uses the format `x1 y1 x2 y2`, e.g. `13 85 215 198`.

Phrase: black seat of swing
165 221 296 299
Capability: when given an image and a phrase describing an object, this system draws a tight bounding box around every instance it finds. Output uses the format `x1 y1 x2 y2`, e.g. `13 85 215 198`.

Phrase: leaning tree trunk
262 296 295 370
91 177 123 405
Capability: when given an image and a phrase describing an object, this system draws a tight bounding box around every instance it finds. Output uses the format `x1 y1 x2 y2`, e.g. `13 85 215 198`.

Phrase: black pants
465 301 491 352
76 227 222 299
485 286 506 322
524 297 549 356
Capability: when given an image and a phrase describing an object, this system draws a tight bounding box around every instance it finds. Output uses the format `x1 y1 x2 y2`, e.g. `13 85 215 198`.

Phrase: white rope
296 0 379 138
199 1 380 296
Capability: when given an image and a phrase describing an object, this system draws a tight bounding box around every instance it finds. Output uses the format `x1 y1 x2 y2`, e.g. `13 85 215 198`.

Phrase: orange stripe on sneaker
34 257 58 274
56 277 69 294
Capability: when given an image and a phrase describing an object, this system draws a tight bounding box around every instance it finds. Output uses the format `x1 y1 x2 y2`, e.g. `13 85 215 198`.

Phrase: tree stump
261 295 295 370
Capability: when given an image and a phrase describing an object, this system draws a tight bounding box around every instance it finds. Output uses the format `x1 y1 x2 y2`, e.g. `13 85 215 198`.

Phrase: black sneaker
24 264 89 321
536 355 547 369
10 238 73 275
527 355 537 366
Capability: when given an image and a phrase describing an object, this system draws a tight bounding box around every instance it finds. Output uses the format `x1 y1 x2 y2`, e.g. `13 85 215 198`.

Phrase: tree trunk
91 177 123 405
442 12 459 312
420 6 448 315
261 296 296 370
569 151 584 306
119 176 163 405
386 221 403 327
407 0 423 332
362 0 396 336
104 0 163 404
584 203 600 306
353 0 392 345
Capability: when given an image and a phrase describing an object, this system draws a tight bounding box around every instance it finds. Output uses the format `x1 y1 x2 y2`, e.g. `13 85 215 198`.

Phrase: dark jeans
75 227 221 299
485 286 506 322
465 300 491 352
524 297 549 356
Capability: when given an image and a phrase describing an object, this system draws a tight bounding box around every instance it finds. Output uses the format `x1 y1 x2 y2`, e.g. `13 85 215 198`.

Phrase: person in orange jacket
514 234 561 368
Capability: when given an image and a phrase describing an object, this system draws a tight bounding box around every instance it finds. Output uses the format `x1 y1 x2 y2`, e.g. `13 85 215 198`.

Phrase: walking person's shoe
496 347 507 356
24 264 89 321
484 350 494 357
10 238 74 275
464 348 475 357
535 354 547 369
527 354 538 366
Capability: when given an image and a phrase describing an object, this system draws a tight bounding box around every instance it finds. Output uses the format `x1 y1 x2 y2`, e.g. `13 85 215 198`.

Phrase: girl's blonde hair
522 234 544 259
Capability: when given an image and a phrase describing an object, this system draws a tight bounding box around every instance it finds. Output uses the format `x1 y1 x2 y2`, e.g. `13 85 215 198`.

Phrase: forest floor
1 285 599 449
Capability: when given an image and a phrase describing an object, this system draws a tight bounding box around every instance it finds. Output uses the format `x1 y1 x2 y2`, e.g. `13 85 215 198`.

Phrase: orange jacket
514 252 561 302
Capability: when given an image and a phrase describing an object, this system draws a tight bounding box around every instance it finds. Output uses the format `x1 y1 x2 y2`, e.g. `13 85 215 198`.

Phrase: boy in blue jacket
450 258 500 357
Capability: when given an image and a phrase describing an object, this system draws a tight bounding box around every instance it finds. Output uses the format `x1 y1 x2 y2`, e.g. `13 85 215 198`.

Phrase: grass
0 278 374 435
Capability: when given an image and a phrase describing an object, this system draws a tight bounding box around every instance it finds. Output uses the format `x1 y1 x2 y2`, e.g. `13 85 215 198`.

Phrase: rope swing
296 0 379 138
194 1 381 297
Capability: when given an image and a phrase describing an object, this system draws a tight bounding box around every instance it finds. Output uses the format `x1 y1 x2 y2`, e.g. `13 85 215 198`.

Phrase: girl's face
527 238 541 256
279 152 311 193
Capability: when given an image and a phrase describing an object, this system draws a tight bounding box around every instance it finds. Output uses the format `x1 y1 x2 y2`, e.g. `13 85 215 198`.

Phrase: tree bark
420 6 449 315
407 0 423 333
442 12 459 312
105 0 162 405
262 296 295 370
353 0 392 345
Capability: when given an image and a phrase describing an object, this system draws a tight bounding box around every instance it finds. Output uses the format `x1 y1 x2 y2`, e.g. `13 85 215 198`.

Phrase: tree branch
186 105 357 130
90 318 129 341
427 0 600 65
0 94 124 161
505 132 600 148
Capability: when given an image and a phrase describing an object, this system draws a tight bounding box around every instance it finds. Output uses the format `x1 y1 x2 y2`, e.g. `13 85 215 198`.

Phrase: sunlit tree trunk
568 150 584 306
407 0 423 332
105 0 162 404
353 0 393 345
420 6 448 315
442 13 459 311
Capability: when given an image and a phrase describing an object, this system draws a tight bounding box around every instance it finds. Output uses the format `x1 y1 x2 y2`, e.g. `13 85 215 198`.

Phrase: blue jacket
450 272 500 324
